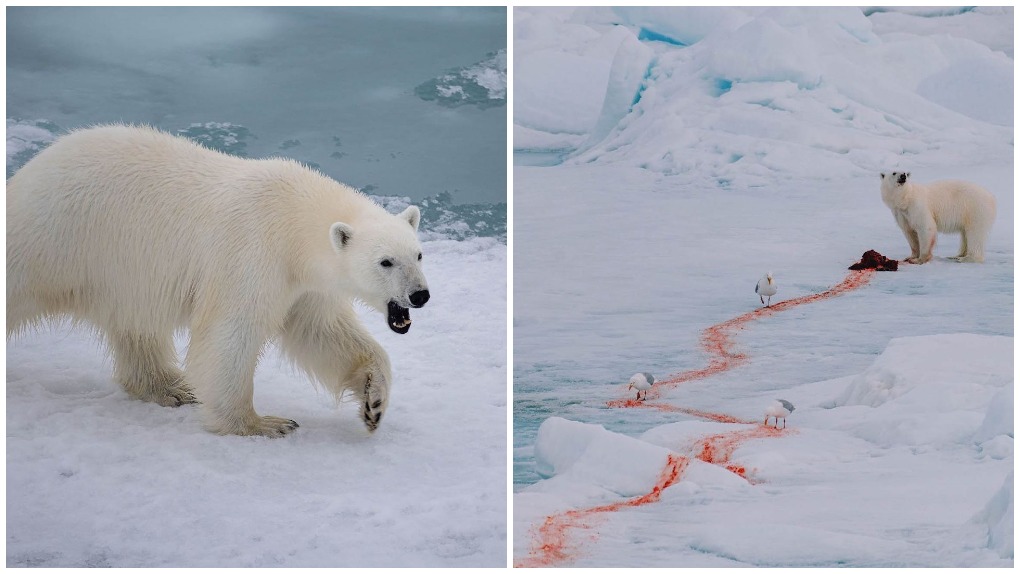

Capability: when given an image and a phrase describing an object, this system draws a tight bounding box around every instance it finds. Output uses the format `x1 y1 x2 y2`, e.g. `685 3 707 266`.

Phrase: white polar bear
879 171 996 264
7 125 430 437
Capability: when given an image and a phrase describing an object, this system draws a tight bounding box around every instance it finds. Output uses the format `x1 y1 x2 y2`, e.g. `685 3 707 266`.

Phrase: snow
516 337 1012 567
533 417 672 495
514 6 1012 186
514 6 1012 568
974 470 1014 559
830 335 1012 447
7 238 506 567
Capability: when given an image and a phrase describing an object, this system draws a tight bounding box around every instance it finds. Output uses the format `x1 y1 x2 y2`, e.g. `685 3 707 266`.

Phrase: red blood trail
514 454 688 568
517 270 875 567
656 269 875 391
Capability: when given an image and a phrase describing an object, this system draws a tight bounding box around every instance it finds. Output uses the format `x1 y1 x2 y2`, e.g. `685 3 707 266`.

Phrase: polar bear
7 125 430 437
879 171 996 264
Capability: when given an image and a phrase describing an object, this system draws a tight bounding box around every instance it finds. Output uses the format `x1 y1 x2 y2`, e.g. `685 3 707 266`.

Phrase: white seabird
764 399 795 428
628 372 655 401
756 272 778 307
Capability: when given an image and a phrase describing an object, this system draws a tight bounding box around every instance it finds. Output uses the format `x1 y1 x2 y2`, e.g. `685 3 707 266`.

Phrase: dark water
7 6 506 208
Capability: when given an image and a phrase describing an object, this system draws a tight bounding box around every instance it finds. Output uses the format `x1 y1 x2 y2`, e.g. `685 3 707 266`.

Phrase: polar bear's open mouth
387 300 412 334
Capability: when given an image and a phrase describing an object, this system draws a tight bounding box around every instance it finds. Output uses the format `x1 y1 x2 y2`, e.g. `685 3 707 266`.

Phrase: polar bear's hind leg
961 214 992 262
110 332 197 407
952 229 968 260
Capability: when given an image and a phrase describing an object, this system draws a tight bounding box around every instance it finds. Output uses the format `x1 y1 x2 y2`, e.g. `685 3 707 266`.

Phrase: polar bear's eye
417 253 422 261
380 259 393 268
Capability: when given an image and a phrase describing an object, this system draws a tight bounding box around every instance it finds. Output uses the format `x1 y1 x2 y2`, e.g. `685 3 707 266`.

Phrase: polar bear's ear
399 206 420 232
880 173 885 180
330 222 354 252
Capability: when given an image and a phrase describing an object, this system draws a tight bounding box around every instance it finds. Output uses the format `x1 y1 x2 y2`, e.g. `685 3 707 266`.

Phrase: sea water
7 6 507 225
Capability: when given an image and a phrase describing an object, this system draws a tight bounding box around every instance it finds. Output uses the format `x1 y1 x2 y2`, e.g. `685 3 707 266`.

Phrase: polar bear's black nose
410 289 430 308
898 174 906 185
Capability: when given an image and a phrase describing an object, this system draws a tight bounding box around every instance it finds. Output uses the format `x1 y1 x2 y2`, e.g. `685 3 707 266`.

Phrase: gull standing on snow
756 272 777 307
764 399 795 428
628 372 655 401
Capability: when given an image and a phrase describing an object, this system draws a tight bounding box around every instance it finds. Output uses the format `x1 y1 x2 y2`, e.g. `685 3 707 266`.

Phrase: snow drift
514 6 1013 188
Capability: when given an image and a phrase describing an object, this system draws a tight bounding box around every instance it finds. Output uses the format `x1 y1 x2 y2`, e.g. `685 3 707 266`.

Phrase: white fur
7 125 429 437
880 171 996 264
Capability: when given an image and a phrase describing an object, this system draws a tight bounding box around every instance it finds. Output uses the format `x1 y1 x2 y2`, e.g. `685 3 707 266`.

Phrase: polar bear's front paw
361 373 388 433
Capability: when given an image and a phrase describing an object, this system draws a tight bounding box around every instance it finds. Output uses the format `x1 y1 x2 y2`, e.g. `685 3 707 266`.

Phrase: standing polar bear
880 171 996 264
7 125 430 437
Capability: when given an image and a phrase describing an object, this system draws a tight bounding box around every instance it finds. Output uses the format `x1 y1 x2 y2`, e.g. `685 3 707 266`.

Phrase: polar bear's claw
250 416 299 438
160 384 199 407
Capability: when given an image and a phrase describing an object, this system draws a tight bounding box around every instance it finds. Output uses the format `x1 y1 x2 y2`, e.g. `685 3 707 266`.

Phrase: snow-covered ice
8 238 507 567
513 6 1012 568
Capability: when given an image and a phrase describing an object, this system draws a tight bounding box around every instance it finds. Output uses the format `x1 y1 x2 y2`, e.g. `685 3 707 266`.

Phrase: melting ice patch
176 122 257 157
416 50 507 109
374 191 506 242
6 118 60 177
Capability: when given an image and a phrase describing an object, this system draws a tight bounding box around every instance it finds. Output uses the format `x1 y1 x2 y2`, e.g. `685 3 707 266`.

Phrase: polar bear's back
8 126 252 330
6 125 358 333
10 124 248 212
922 179 996 232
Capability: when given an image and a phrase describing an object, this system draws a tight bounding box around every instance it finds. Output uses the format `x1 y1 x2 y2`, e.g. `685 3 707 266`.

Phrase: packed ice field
513 7 1013 567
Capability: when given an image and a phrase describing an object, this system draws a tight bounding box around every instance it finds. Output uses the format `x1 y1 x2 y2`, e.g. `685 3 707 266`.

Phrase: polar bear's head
880 171 910 188
330 205 429 334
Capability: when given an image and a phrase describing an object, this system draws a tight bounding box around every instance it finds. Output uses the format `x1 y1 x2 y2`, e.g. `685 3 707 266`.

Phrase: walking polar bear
880 171 996 264
7 125 430 437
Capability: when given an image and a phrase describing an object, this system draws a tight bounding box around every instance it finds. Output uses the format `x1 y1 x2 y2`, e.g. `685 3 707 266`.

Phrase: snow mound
832 334 1013 447
975 383 1014 442
575 30 653 155
973 470 1014 559
605 7 752 47
533 417 675 499
514 7 1013 185
916 55 1013 126
974 383 1013 460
